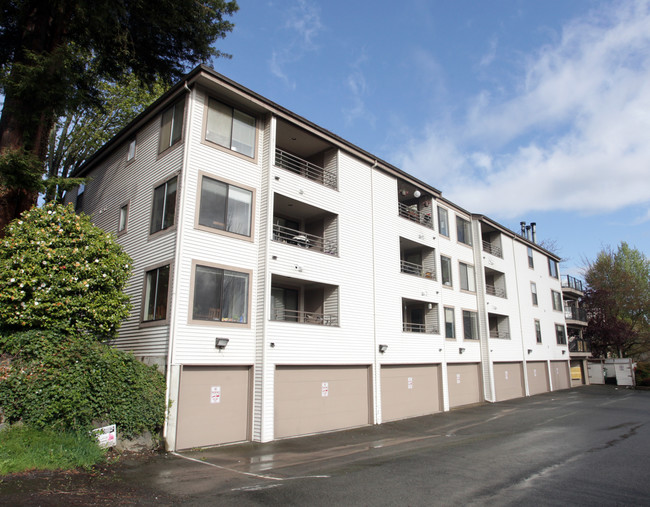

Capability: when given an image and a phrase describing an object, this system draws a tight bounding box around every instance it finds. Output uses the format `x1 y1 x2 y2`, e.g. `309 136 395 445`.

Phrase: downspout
370 160 380 424
163 81 193 450
511 238 530 395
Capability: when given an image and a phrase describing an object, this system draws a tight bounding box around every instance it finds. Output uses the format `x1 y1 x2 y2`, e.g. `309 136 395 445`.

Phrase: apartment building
69 65 570 450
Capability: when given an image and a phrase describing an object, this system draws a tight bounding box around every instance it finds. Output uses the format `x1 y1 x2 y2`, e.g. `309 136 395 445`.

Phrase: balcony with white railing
275 119 338 190
397 180 435 230
273 223 337 256
402 322 440 334
271 275 339 327
271 308 338 326
400 237 436 280
481 223 504 259
402 298 440 334
488 313 510 339
482 240 503 259
398 202 434 229
485 267 507 299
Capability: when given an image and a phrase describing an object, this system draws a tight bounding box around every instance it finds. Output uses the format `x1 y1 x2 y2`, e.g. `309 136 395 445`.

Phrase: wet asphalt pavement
2 384 649 506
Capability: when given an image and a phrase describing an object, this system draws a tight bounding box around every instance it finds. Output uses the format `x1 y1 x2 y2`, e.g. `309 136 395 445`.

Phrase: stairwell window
143 265 170 323
531 282 538 306
205 98 256 158
535 319 542 343
159 98 185 154
197 175 253 237
555 324 567 345
552 290 563 311
441 256 453 287
445 307 456 339
548 258 559 278
527 246 534 269
150 176 177 234
456 216 472 246
463 310 479 340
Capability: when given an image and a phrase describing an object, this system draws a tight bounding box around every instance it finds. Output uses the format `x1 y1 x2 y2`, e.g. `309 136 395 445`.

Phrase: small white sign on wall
408 377 413 389
322 382 329 397
533 369 537 377
211 386 221 404
456 373 461 384
505 370 509 380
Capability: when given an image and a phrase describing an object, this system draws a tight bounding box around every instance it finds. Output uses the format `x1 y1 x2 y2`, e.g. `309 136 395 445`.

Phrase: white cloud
268 0 323 86
398 0 650 219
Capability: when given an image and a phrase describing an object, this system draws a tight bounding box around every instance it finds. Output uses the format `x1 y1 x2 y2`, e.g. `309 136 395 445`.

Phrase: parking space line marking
171 452 330 482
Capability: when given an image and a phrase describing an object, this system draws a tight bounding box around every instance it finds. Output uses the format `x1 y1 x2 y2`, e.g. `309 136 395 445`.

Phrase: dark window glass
198 176 252 236
150 177 177 234
159 98 185 153
206 98 256 157
144 265 170 321
192 265 249 324
456 216 472 245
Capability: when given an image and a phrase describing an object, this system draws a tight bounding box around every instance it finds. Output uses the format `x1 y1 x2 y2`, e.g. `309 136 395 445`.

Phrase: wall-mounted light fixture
562 350 566 355
527 349 533 355
459 347 466 354
414 190 422 198
378 344 388 353
215 337 229 350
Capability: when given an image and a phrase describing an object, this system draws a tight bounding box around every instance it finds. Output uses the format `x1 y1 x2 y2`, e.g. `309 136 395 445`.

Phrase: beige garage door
494 362 524 402
447 363 482 408
275 365 370 439
381 364 441 422
176 365 251 450
526 361 550 395
550 361 570 390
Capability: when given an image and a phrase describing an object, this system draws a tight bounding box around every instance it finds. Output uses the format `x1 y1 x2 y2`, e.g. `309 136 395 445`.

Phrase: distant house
69 65 570 451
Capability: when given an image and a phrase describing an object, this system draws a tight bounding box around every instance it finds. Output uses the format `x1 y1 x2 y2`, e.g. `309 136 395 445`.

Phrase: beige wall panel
275 366 370 439
176 366 250 450
526 361 550 395
381 364 441 422
551 361 571 390
493 362 525 401
447 363 482 408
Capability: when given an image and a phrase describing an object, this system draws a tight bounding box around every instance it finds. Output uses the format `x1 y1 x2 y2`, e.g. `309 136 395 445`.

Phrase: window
527 247 534 268
159 98 185 153
206 98 256 157
150 176 177 234
548 258 559 278
75 183 85 212
459 263 476 292
463 310 478 340
552 290 562 311
143 265 170 322
456 216 472 246
198 176 253 237
444 307 455 339
127 138 136 161
555 324 567 345
118 204 128 233
441 256 452 286
535 320 542 343
192 265 249 324
531 282 538 306
438 206 449 237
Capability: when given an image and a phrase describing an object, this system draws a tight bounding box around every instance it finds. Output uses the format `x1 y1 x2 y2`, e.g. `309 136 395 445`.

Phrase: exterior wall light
459 347 466 354
215 338 229 350
528 349 533 354
378 344 388 353
562 350 566 355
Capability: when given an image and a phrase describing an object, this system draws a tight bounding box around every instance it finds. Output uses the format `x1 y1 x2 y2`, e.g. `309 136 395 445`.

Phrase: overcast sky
215 0 650 275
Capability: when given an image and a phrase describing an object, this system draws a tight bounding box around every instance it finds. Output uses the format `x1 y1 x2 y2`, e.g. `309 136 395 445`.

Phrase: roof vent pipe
525 225 531 240
520 221 526 236
531 222 537 243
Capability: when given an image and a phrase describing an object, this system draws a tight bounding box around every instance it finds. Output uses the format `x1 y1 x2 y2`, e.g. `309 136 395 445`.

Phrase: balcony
400 237 436 280
485 267 507 299
402 299 440 334
481 223 503 259
275 119 337 190
273 194 338 256
489 313 510 339
397 181 434 229
565 306 588 323
569 337 591 353
271 275 339 326
562 275 584 292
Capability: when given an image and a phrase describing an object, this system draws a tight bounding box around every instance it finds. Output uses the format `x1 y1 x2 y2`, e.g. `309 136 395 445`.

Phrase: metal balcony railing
275 148 337 189
398 203 434 229
562 275 584 292
485 284 507 298
482 240 503 258
400 260 435 279
489 330 510 339
271 308 338 326
403 322 440 334
272 223 338 256
569 337 591 352
565 306 588 322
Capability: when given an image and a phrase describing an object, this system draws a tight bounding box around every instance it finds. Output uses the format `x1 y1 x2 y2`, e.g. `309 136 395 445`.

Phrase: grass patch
0 425 106 474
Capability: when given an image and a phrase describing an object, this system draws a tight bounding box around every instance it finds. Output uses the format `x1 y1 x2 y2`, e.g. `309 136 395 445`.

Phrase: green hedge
0 329 166 438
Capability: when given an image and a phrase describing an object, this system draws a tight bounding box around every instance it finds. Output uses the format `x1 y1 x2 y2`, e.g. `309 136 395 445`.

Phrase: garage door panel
275 366 370 439
176 366 250 450
381 364 441 422
447 363 482 408
526 361 549 395
551 361 570 390
494 362 525 401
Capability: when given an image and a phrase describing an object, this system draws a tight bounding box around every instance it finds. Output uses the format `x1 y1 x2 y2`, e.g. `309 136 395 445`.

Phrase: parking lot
3 385 649 506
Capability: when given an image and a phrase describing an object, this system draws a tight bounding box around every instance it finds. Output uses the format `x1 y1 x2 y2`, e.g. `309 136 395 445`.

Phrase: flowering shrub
0 203 132 337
